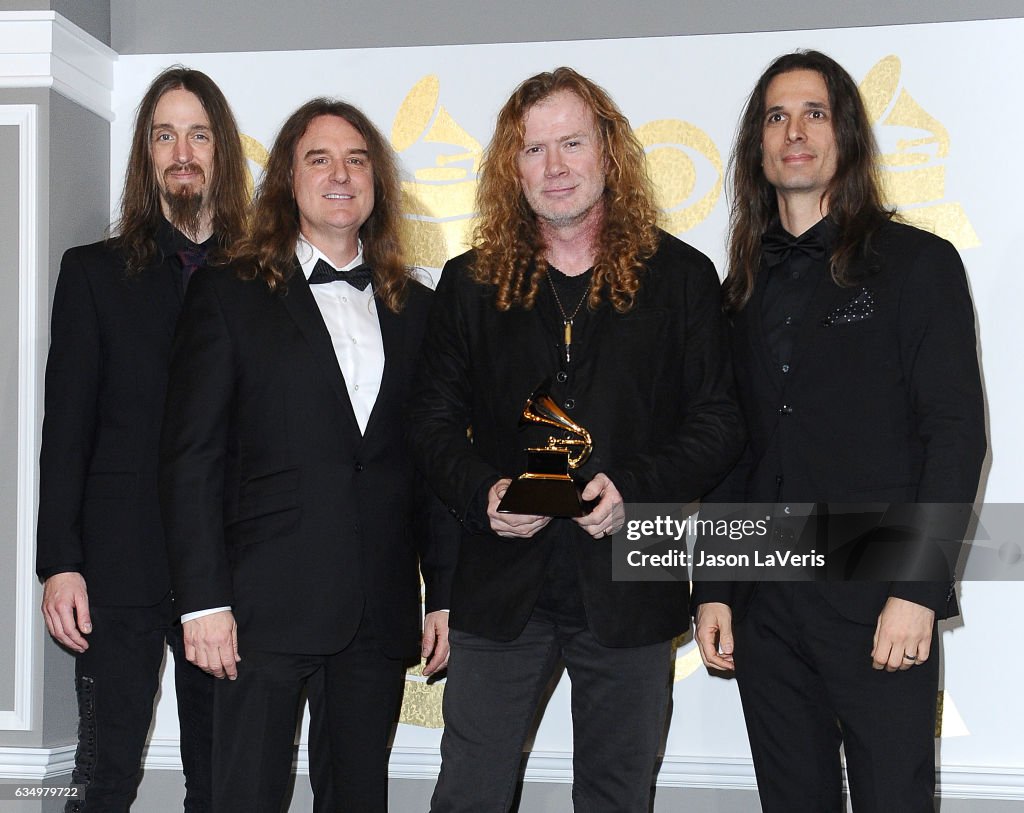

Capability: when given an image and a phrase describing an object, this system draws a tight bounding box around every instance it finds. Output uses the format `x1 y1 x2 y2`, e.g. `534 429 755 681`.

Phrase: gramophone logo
859 55 980 248
391 75 483 270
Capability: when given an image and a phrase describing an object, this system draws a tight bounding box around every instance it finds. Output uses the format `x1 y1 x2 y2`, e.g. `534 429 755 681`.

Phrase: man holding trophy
409 67 743 812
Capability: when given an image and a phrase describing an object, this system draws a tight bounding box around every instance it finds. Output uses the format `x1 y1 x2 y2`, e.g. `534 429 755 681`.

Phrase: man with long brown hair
36 65 248 810
159 98 455 811
692 50 986 811
409 67 743 812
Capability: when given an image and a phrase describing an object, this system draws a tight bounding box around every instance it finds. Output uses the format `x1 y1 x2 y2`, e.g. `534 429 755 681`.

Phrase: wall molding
0 11 116 120
0 103 39 732
2 740 1021 800
0 744 74 780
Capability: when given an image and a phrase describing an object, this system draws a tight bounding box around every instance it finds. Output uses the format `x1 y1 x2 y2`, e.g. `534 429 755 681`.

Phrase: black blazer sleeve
36 248 102 578
407 261 505 521
603 251 745 503
888 232 986 613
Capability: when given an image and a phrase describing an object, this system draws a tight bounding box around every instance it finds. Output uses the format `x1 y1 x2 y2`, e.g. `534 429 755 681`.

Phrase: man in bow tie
159 98 456 812
692 50 986 812
36 66 248 811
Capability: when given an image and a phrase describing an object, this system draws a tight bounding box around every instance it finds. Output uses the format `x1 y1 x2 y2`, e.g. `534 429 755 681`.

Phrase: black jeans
66 594 213 812
431 609 673 813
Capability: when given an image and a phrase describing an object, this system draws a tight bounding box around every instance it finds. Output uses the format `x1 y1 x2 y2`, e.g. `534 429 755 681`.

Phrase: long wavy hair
231 98 410 312
724 50 892 313
113 65 248 275
472 67 660 313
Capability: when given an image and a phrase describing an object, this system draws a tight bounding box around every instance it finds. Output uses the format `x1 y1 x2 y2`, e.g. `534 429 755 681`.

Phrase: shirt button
354 461 364 472
781 364 790 373
791 270 800 279
342 296 348 303
354 384 360 390
564 398 575 410
783 505 791 515
556 371 568 383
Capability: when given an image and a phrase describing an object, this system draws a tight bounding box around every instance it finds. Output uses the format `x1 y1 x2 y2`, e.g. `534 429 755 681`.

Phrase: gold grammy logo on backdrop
636 120 722 235
391 75 483 270
859 55 980 248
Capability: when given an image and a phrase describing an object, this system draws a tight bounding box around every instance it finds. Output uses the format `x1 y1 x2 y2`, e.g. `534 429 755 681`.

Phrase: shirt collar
155 212 217 258
296 235 364 281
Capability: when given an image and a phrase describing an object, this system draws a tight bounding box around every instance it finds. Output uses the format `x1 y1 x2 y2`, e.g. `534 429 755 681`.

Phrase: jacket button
564 398 575 410
779 405 793 415
354 461 364 472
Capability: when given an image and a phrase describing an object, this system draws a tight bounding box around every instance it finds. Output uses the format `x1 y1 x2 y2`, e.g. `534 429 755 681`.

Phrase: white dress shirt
181 236 384 625
297 236 384 434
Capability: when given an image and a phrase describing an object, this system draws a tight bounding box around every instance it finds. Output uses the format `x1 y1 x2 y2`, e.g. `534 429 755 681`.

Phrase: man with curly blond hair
410 67 744 812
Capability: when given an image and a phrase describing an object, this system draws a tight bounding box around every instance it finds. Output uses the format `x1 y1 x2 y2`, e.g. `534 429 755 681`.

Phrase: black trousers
430 609 673 813
67 594 213 812
210 620 407 813
734 583 940 813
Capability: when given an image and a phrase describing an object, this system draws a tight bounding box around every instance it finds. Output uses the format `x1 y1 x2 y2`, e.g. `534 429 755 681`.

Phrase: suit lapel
280 259 362 437
362 299 402 441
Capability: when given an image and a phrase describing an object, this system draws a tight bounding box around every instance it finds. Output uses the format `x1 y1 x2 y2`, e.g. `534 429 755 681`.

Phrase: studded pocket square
821 287 875 327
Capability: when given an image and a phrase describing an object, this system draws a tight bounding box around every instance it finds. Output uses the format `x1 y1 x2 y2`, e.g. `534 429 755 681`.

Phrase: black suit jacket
159 264 456 657
691 219 987 622
37 239 183 606
408 231 745 647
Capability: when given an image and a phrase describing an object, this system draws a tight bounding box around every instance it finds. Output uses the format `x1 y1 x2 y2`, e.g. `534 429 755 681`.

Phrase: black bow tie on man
761 224 828 267
308 258 374 291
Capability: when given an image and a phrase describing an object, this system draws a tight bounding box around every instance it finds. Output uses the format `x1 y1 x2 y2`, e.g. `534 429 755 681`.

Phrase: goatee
162 186 205 240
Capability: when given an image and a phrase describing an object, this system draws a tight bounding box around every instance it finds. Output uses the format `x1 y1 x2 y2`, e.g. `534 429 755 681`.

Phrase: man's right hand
694 602 736 672
41 572 92 653
487 478 552 538
183 610 240 680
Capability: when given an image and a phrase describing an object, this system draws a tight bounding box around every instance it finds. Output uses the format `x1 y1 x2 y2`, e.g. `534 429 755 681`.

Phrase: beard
161 165 207 239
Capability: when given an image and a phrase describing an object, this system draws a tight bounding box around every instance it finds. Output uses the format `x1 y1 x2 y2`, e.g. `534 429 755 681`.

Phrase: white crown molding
0 103 39 733
0 11 116 121
2 741 1022 800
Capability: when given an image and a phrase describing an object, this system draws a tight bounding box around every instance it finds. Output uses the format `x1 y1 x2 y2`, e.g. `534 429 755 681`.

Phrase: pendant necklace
546 270 590 364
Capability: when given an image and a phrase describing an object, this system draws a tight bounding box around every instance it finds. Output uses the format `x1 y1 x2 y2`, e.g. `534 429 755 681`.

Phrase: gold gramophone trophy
497 386 594 517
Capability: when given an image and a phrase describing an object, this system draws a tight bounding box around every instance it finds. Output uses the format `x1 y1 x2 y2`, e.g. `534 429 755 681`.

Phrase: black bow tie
308 258 374 290
761 227 827 267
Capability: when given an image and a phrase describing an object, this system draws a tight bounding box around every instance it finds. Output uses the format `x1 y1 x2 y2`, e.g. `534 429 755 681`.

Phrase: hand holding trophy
496 384 594 517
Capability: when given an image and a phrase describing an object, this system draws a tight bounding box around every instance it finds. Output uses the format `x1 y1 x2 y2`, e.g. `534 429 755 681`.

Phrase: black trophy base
497 475 585 517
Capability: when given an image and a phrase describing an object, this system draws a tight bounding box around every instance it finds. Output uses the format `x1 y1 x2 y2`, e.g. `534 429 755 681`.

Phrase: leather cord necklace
546 270 590 364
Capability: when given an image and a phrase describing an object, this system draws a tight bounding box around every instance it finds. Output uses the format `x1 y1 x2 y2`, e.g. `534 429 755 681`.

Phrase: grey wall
110 0 1024 54
0 0 110 44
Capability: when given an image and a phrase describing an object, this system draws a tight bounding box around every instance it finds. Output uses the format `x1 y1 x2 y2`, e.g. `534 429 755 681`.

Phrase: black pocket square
822 287 875 327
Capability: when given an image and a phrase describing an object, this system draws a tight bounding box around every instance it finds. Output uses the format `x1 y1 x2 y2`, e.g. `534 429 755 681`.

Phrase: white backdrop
115 18 1024 796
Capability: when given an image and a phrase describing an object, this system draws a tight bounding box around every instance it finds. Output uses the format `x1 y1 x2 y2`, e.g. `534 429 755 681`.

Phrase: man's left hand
573 472 625 538
421 610 450 676
871 596 935 672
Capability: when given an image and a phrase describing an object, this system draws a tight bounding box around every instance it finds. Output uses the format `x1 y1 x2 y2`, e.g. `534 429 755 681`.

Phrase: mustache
164 162 205 180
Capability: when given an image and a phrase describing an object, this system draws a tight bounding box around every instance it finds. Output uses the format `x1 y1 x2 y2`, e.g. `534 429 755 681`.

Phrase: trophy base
497 474 585 518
